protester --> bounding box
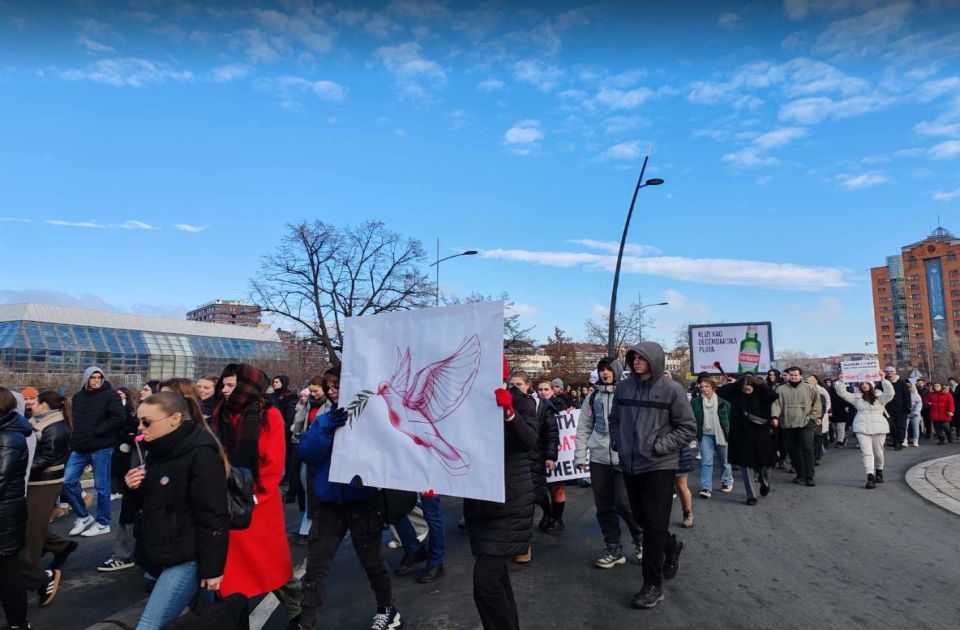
[806,375,831,464]
[271,375,300,507]
[674,442,695,528]
[19,391,73,607]
[21,387,38,419]
[908,383,923,448]
[927,383,955,445]
[949,377,960,439]
[575,357,644,569]
[717,375,779,505]
[882,366,911,450]
[916,378,932,439]
[775,367,821,487]
[297,367,403,630]
[138,381,160,403]
[64,366,125,537]
[112,387,139,495]
[692,378,733,497]
[825,377,852,447]
[194,375,218,418]
[609,342,696,609]
[833,376,894,488]
[291,376,330,542]
[211,364,298,626]
[534,380,564,534]
[125,392,229,629]
[1,387,33,630]
[464,363,537,630]
[393,489,446,583]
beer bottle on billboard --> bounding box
[737,325,762,373]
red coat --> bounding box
[927,391,955,422]
[219,407,293,597]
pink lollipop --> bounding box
[134,434,146,467]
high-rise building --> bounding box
[187,299,261,327]
[871,226,960,376]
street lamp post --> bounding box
[637,301,669,343]
[607,154,664,358]
[430,238,478,307]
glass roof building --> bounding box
[0,303,282,387]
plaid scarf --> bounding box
[212,363,269,489]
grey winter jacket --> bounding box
[575,357,623,467]
[609,342,696,475]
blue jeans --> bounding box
[699,434,733,491]
[63,447,113,526]
[137,560,202,629]
[907,413,920,441]
[396,494,444,566]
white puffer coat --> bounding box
[833,379,894,436]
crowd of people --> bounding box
[1,346,959,629]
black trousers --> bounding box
[300,496,392,629]
[284,441,305,511]
[935,421,954,443]
[0,553,27,628]
[782,423,816,481]
[590,462,642,547]
[888,412,908,446]
[473,554,519,630]
[623,469,677,588]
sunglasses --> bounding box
[138,414,172,428]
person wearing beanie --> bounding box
[21,387,39,419]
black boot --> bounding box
[662,534,683,580]
[546,501,565,534]
[866,473,876,489]
[875,469,883,483]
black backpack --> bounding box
[226,466,256,530]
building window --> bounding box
[948,252,957,261]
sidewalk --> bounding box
[906,453,960,517]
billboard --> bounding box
[689,322,774,375]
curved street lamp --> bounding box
[607,154,665,357]
[637,301,669,342]
[430,240,478,306]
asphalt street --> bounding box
[14,439,960,630]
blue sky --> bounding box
[2,0,960,357]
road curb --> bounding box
[905,454,960,517]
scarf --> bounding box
[212,363,269,489]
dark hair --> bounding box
[0,387,17,416]
[37,390,72,428]
[321,372,340,393]
[308,375,324,387]
[160,378,197,398]
[144,380,161,394]
[509,370,530,384]
[116,387,137,418]
[698,377,718,391]
[143,392,229,475]
[860,382,878,404]
[785,366,803,375]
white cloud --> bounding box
[915,119,960,137]
[569,239,660,255]
[76,36,115,54]
[717,12,743,30]
[174,223,207,233]
[60,57,193,87]
[503,120,543,154]
[373,41,444,101]
[779,94,892,124]
[814,2,914,58]
[928,140,960,159]
[590,304,609,318]
[477,78,505,92]
[753,126,806,149]
[723,147,779,168]
[917,77,960,102]
[0,217,31,223]
[600,140,643,160]
[756,175,774,186]
[211,64,252,83]
[594,87,653,110]
[480,248,851,290]
[253,76,345,107]
[45,219,105,228]
[506,302,537,318]
[783,0,881,20]
[932,187,960,201]
[117,220,157,230]
[837,171,889,190]
[511,59,564,91]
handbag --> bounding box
[162,591,250,630]
[227,466,257,531]
[744,411,770,426]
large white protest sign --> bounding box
[545,410,589,483]
[689,322,774,375]
[330,301,505,502]
[840,358,882,383]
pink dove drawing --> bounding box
[376,335,481,476]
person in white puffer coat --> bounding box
[833,377,894,489]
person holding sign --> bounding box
[833,375,894,489]
[575,357,644,569]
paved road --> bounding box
[15,440,960,630]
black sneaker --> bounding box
[791,476,803,484]
[759,480,770,497]
[370,605,403,630]
[866,474,876,489]
[38,569,61,607]
[630,584,664,609]
[98,557,135,572]
[804,479,816,487]
[662,535,683,580]
[538,514,552,533]
[875,470,884,483]
[545,519,565,535]
[49,541,78,571]
[416,564,445,584]
[393,547,427,576]
[745,497,758,506]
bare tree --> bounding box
[443,291,535,344]
[583,301,654,359]
[251,220,434,366]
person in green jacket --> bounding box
[691,378,733,497]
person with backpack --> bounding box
[0,387,34,630]
[575,357,644,569]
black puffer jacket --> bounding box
[0,410,32,557]
[464,390,538,557]
[29,410,71,485]
[70,381,126,453]
[134,421,230,580]
[530,397,560,498]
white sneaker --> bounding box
[387,540,402,549]
[69,515,95,536]
[81,523,111,537]
[110,493,123,501]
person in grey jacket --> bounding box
[575,357,643,569]
[774,367,822,487]
[609,342,696,610]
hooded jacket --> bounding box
[298,407,380,504]
[575,357,624,467]
[608,342,696,475]
[0,410,32,556]
[70,366,126,453]
[270,375,299,430]
[774,377,822,430]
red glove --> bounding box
[421,489,437,498]
[494,388,515,418]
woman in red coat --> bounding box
[211,364,295,612]
[927,382,956,445]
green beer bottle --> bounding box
[737,325,762,374]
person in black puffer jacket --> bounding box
[64,366,126,538]
[271,375,302,506]
[0,387,34,630]
[465,373,538,630]
[125,392,229,630]
[532,382,562,534]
